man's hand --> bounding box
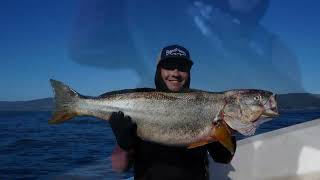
[109,111,137,150]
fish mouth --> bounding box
[262,94,279,118]
[261,109,279,118]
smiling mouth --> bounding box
[168,79,181,82]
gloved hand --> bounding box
[109,111,137,150]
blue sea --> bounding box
[1,109,320,179]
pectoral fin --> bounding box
[187,121,235,153]
[187,141,210,149]
[212,121,235,155]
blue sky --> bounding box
[0,0,319,101]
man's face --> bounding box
[159,60,190,92]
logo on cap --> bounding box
[165,48,187,57]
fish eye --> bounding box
[253,96,261,101]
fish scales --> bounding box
[76,91,225,145]
[49,79,279,154]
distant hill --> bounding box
[0,98,53,111]
[277,93,320,110]
[0,93,319,111]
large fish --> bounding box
[49,79,278,154]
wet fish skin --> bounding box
[49,80,223,145]
[49,79,278,154]
[223,90,278,135]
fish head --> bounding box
[223,89,279,135]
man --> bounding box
[109,45,237,180]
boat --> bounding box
[209,118,320,180]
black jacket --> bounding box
[133,137,236,180]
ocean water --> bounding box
[1,110,320,179]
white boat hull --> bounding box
[210,118,320,180]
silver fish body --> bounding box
[49,79,279,154]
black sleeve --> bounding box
[207,136,237,164]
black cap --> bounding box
[157,45,194,67]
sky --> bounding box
[0,0,319,101]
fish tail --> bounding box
[49,79,80,124]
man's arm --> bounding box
[109,111,137,172]
[207,136,237,164]
[111,144,134,172]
